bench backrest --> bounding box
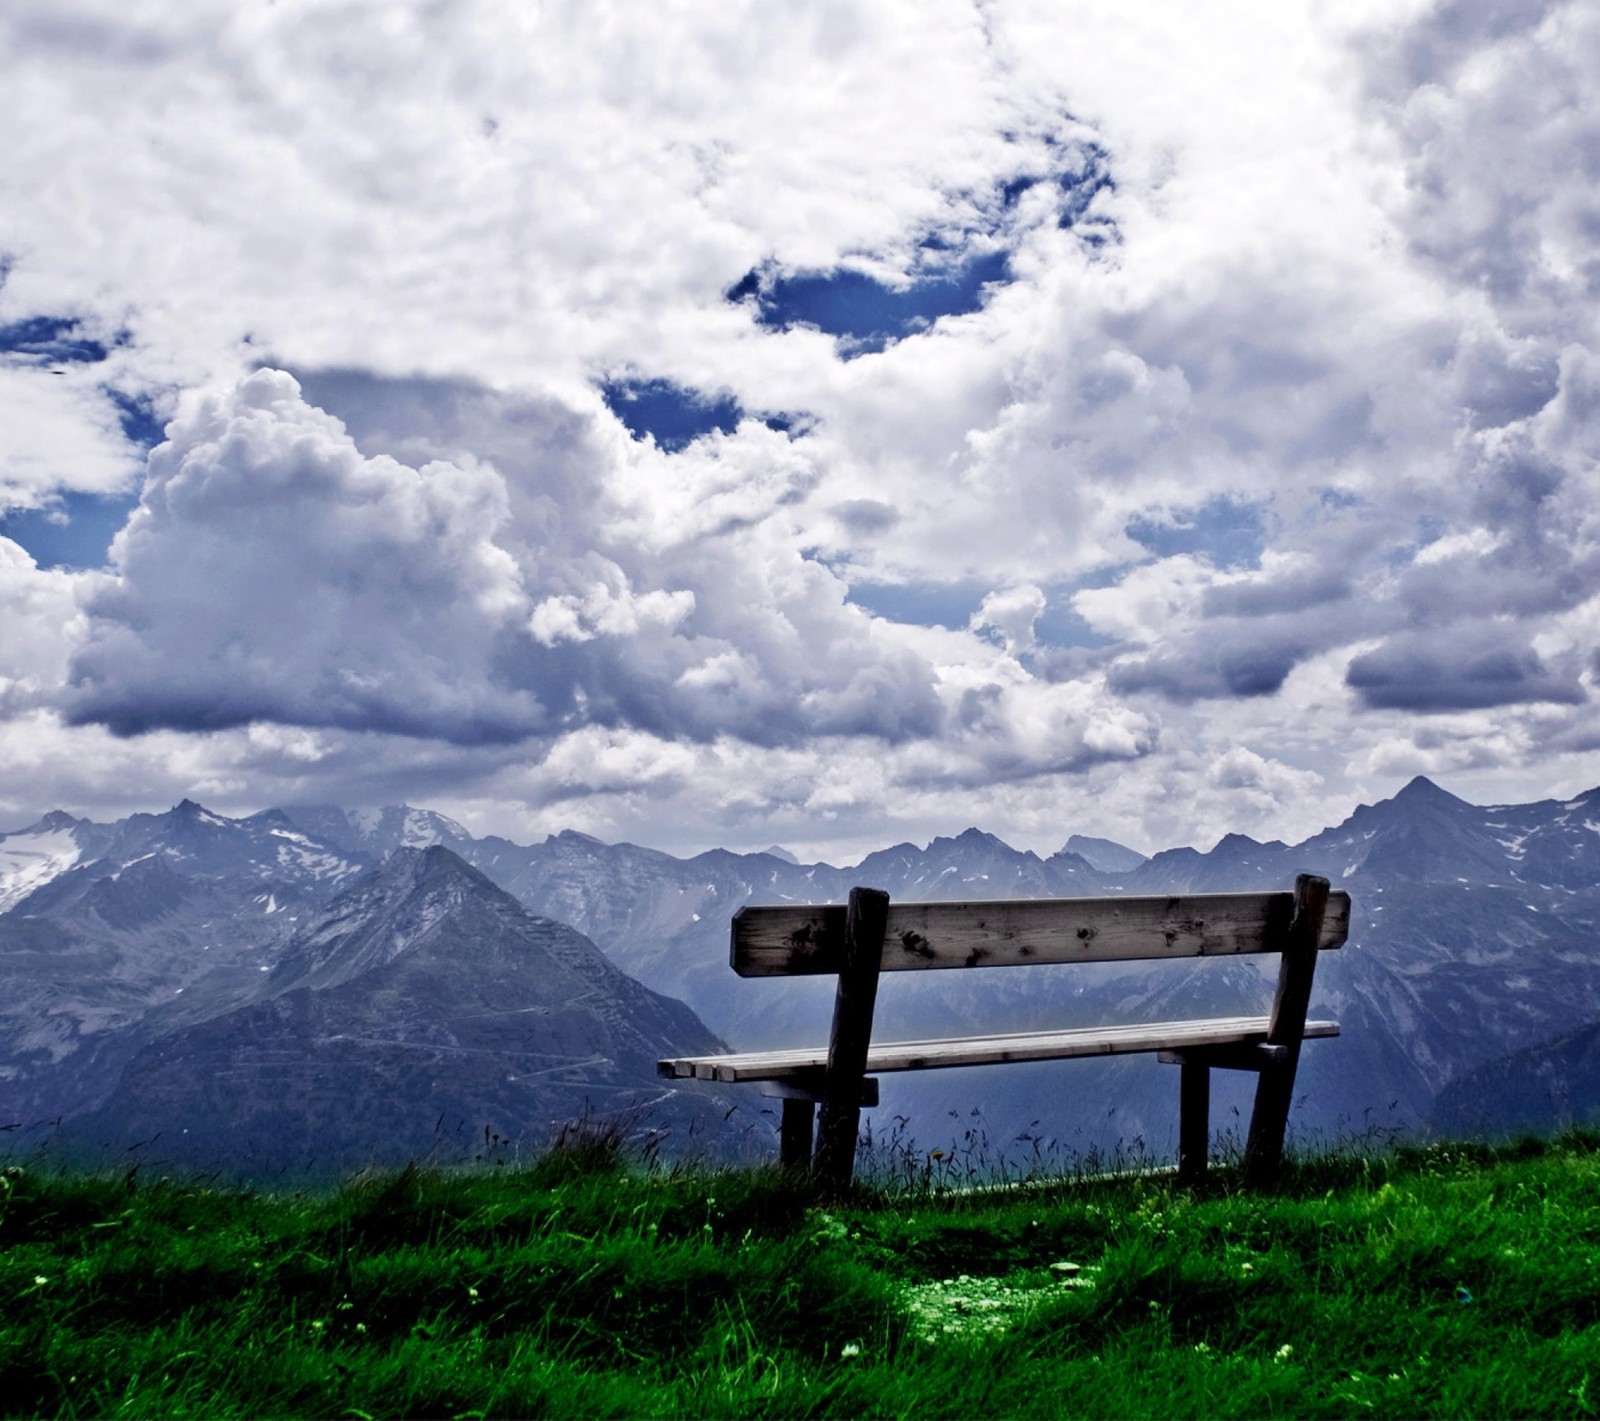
[731,889,1351,977]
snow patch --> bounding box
[274,841,355,880]
[401,808,469,848]
[1494,833,1528,858]
[401,810,442,848]
[0,829,83,912]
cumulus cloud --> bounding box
[67,369,541,742]
[970,584,1047,655]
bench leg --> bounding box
[1243,873,1330,1188]
[814,887,890,1195]
[1243,1053,1299,1188]
[1178,1061,1209,1186]
[779,1098,814,1170]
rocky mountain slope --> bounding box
[0,807,734,1174]
[64,848,733,1176]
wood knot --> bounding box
[899,930,934,958]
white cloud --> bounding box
[0,366,143,510]
[3,1,1600,859]
[0,540,82,708]
[66,369,539,742]
[971,583,1047,655]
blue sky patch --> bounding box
[846,578,990,630]
[600,377,743,452]
[1055,143,1117,240]
[728,137,1116,358]
[0,490,138,570]
[110,390,164,448]
[1126,498,1265,569]
[1033,594,1117,650]
[845,578,1116,652]
[0,315,110,366]
[731,248,1012,357]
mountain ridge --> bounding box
[12,778,1600,1164]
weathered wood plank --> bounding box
[730,890,1351,977]
[1157,1043,1289,1071]
[657,1016,1340,1083]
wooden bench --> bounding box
[659,873,1349,1191]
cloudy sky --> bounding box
[2,0,1598,862]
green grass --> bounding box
[5,1132,1600,1418]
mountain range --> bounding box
[0,803,735,1177]
[7,775,1600,1175]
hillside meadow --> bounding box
[3,1130,1600,1419]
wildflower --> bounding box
[1275,1344,1294,1362]
[840,1343,861,1359]
[1194,1342,1211,1354]
[33,1275,48,1287]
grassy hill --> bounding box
[4,1130,1600,1418]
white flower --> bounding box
[1275,1344,1294,1362]
[840,1343,861,1359]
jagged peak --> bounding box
[383,842,477,875]
[1392,775,1468,808]
[1060,834,1148,867]
[1213,831,1265,851]
[243,807,296,828]
[548,828,605,846]
[929,827,1013,853]
[324,845,506,922]
[165,798,238,827]
[28,809,86,833]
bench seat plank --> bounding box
[659,1015,1339,1083]
[732,891,1351,977]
